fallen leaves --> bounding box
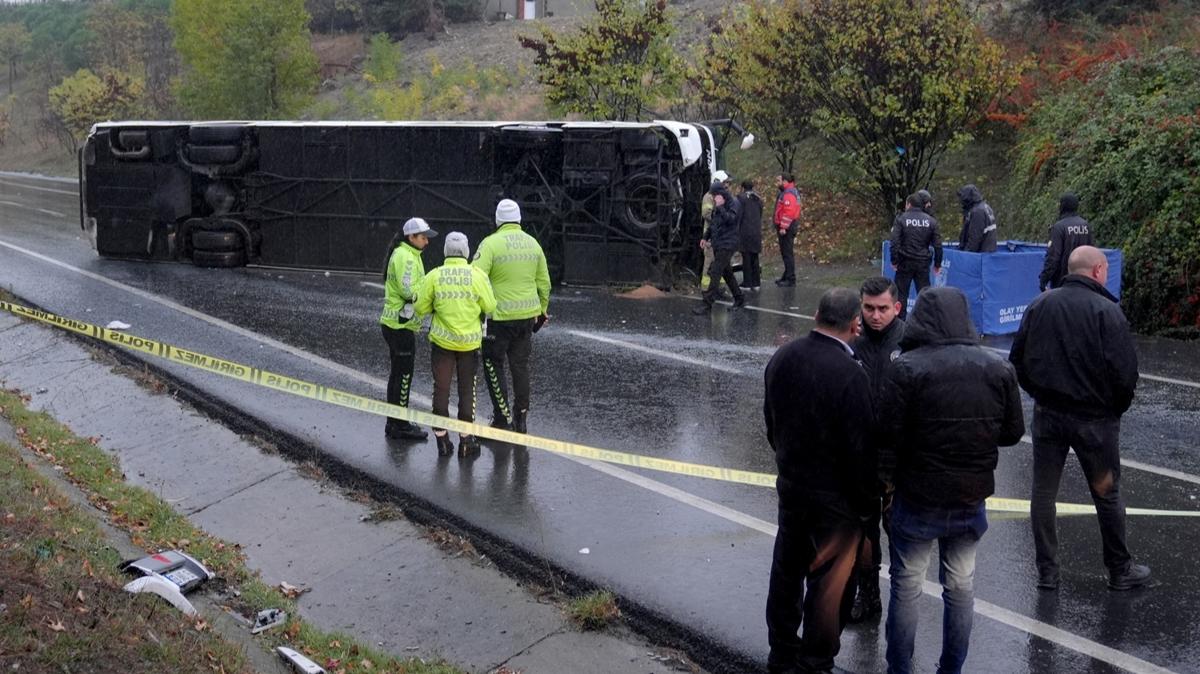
[45,617,66,632]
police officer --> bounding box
[1038,193,1094,292]
[847,276,906,624]
[474,199,551,434]
[380,217,437,441]
[956,184,997,253]
[890,193,943,319]
[415,232,497,457]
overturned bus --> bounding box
[79,120,735,285]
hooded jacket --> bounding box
[890,206,943,268]
[957,185,997,253]
[737,190,764,253]
[704,184,743,251]
[1038,195,1094,291]
[877,288,1025,509]
[1009,275,1138,419]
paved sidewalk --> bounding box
[0,310,701,674]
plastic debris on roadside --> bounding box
[106,320,132,330]
[251,608,287,634]
[277,646,326,673]
[121,550,214,594]
[123,575,198,616]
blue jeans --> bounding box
[886,496,987,674]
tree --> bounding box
[785,0,1019,218]
[0,22,31,95]
[48,68,144,151]
[172,0,318,118]
[518,0,683,121]
[693,1,811,174]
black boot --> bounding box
[435,433,454,456]
[458,435,481,457]
[512,409,528,434]
[386,420,428,441]
[490,416,511,431]
[849,572,882,623]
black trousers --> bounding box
[1031,405,1132,575]
[482,318,534,424]
[431,343,478,434]
[766,504,861,673]
[381,325,416,431]
[741,251,761,288]
[778,227,797,282]
[893,259,931,319]
[702,248,744,306]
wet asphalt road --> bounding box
[3,172,1200,673]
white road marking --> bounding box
[0,200,66,218]
[361,281,385,290]
[984,345,1200,390]
[565,329,744,375]
[1018,434,1200,487]
[0,237,1185,672]
[0,171,77,185]
[0,178,78,196]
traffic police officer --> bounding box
[415,232,497,457]
[474,199,551,434]
[380,217,437,441]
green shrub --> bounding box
[1009,47,1200,336]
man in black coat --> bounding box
[694,181,746,314]
[956,184,997,253]
[890,193,943,319]
[1009,245,1149,592]
[878,287,1024,674]
[738,179,765,291]
[845,276,906,625]
[763,288,875,674]
[1038,193,1094,292]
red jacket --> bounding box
[773,183,801,231]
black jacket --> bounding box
[878,288,1025,509]
[957,185,997,253]
[890,207,943,268]
[704,185,743,251]
[852,317,905,403]
[737,190,764,254]
[1038,213,1094,291]
[1009,275,1138,419]
[764,331,875,521]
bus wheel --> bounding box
[192,229,242,253]
[192,249,246,268]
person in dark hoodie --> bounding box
[890,193,943,319]
[764,287,875,674]
[1010,245,1148,592]
[956,184,997,253]
[738,179,765,291]
[1037,193,1094,292]
[878,287,1024,674]
[916,189,934,216]
[846,276,906,625]
[694,180,746,315]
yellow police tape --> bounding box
[3,299,1199,518]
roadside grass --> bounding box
[0,438,254,673]
[566,590,621,631]
[0,387,465,674]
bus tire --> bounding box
[192,249,246,268]
[188,125,244,144]
[187,144,241,165]
[192,230,242,253]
